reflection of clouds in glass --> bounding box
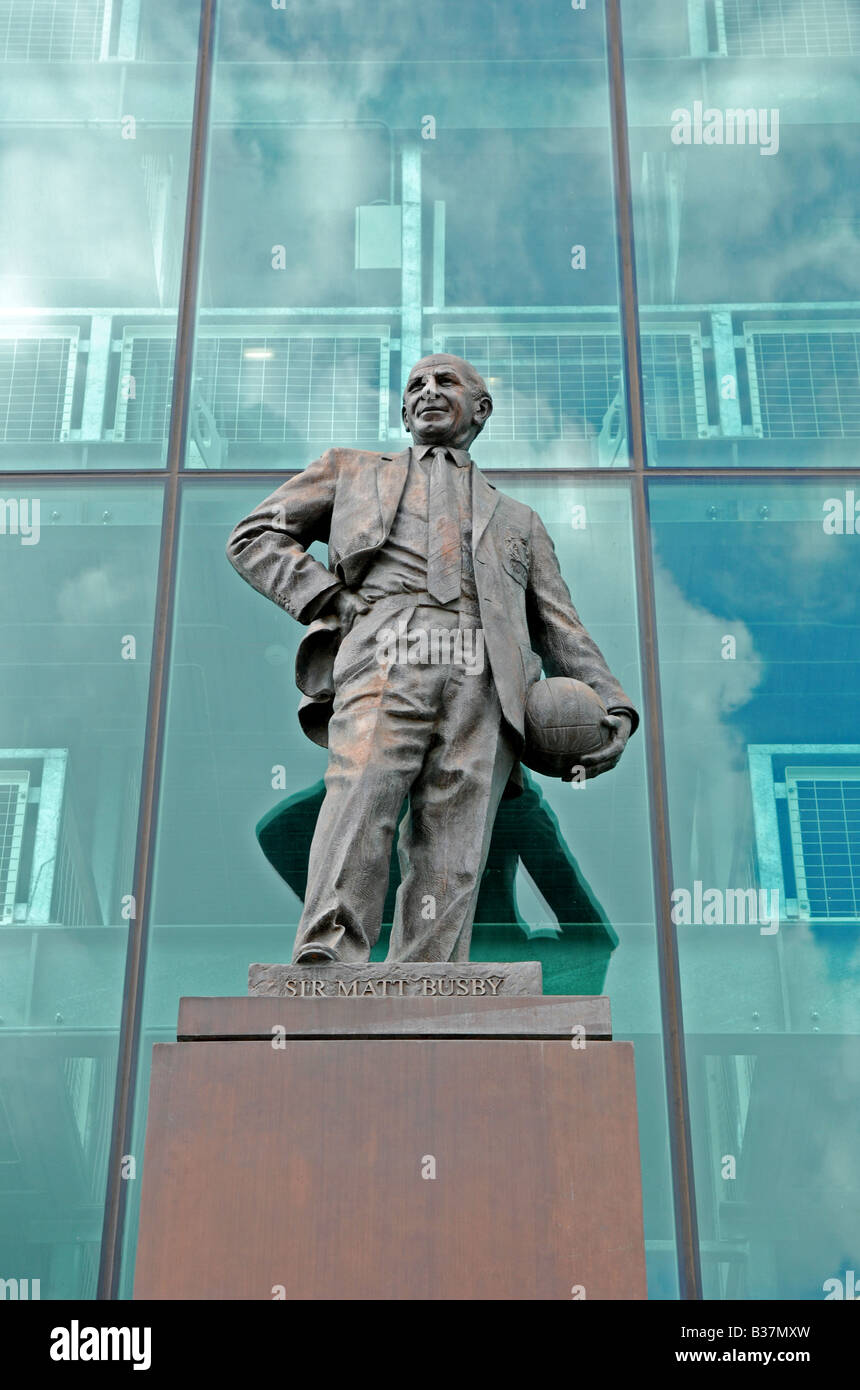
[686,513,860,624]
[216,0,607,64]
[139,0,202,61]
[57,565,142,623]
[732,1037,860,1298]
[816,1048,860,1201]
[669,119,860,301]
[792,916,860,989]
[653,504,860,1010]
[654,559,764,884]
[205,126,390,308]
[207,48,615,311]
[0,128,180,309]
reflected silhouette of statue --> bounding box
[256,771,618,993]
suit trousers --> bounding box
[292,600,517,963]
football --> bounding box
[522,677,610,778]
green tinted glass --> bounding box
[185,0,631,470]
[0,0,199,471]
[0,482,162,1298]
[650,477,860,1297]
[623,0,860,468]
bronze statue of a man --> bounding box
[227,354,638,964]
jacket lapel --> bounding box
[375,448,411,542]
[471,464,499,556]
[335,448,410,587]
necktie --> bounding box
[426,447,461,605]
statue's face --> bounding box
[402,355,491,449]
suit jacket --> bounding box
[226,446,639,754]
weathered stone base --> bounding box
[248,960,542,999]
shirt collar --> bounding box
[414,443,472,468]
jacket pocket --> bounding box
[502,528,530,587]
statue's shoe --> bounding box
[293,943,340,965]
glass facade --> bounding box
[650,478,860,1297]
[0,1,200,470]
[1,0,857,1301]
[625,0,860,468]
[0,482,163,1295]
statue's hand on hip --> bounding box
[323,587,372,637]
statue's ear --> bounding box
[474,394,493,428]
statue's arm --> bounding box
[525,512,639,734]
[226,449,343,624]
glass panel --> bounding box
[0,481,163,1298]
[186,0,631,470]
[623,0,860,467]
[0,0,199,471]
[117,475,677,1297]
[650,477,860,1297]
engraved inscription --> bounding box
[275,975,505,998]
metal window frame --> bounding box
[112,327,174,443]
[0,769,29,924]
[96,0,216,1300]
[716,0,860,59]
[786,764,860,924]
[607,0,702,1300]
[748,745,860,921]
[114,323,392,444]
[744,319,860,440]
[0,0,110,63]
[0,324,79,442]
[0,748,68,924]
[639,322,709,439]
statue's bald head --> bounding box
[402,354,493,450]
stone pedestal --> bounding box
[134,964,647,1300]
